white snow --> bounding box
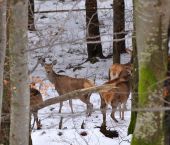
[28,0,133,144]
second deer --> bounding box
[100,69,131,126]
[40,58,94,116]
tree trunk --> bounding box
[85,0,104,62]
[28,0,35,31]
[113,0,125,64]
[128,0,138,135]
[128,32,138,135]
[0,1,11,144]
[131,0,170,145]
[9,0,30,145]
[0,0,7,129]
[0,53,11,145]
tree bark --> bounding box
[9,0,30,145]
[113,0,125,64]
[0,0,7,130]
[85,0,104,62]
[0,1,11,144]
[131,0,170,145]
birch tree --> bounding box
[8,0,30,145]
[131,0,170,145]
[0,0,7,129]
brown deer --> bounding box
[40,59,94,116]
[108,63,132,80]
[109,47,132,80]
[30,84,43,129]
[100,69,131,126]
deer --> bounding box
[100,69,131,126]
[30,83,43,129]
[108,63,132,80]
[40,58,94,116]
[109,48,132,80]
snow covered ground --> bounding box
[28,0,133,144]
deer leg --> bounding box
[118,103,122,119]
[100,95,107,127]
[111,100,119,123]
[58,101,63,113]
[80,94,93,116]
[33,111,42,130]
[121,103,127,120]
[69,99,74,113]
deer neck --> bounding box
[46,70,57,84]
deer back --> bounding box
[101,73,131,105]
[54,75,95,94]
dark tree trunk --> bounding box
[85,0,104,62]
[128,29,138,135]
[28,0,35,31]
[127,0,138,135]
[113,0,125,64]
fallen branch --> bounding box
[1,83,117,122]
[31,83,117,112]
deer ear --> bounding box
[52,60,57,65]
[38,57,45,66]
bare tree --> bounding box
[8,0,30,145]
[0,0,7,129]
[131,0,170,144]
[85,0,105,63]
[113,0,125,63]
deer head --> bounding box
[38,57,57,74]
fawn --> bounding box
[100,69,131,126]
[40,58,94,116]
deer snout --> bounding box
[46,70,50,73]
